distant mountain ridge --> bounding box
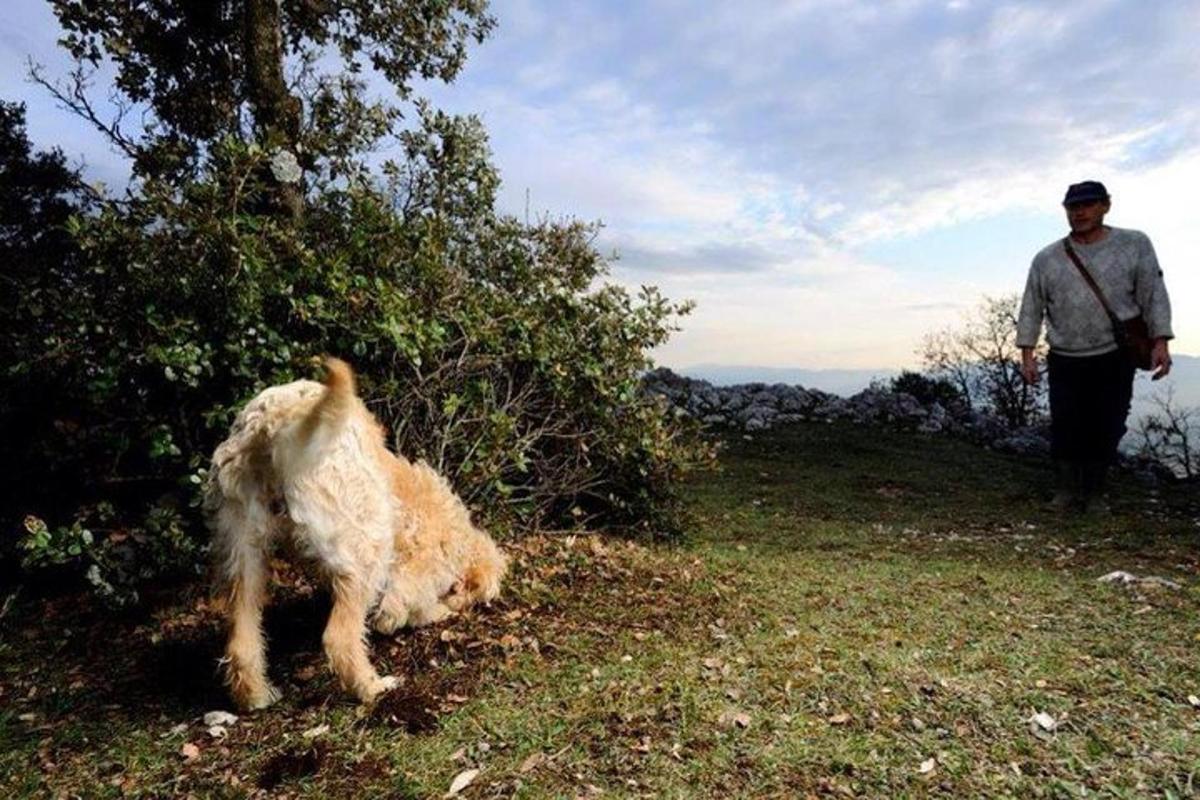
[1130,353,1200,417]
[676,364,897,397]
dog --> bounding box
[205,358,507,710]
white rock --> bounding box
[1097,571,1181,590]
[1030,711,1057,732]
[203,710,239,727]
[1140,576,1182,590]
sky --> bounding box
[5,0,1199,373]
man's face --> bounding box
[1064,199,1110,235]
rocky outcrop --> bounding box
[643,368,1179,480]
[642,367,1049,454]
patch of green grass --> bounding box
[2,421,1198,797]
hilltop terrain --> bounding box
[2,422,1198,798]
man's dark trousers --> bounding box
[1047,349,1135,463]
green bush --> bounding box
[889,370,967,410]
[1,110,709,602]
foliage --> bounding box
[1,110,707,601]
[0,101,110,580]
[888,370,966,410]
[18,504,196,605]
[5,0,707,601]
[919,294,1046,428]
[41,0,495,183]
[1136,388,1199,480]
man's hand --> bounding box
[1151,338,1172,381]
[1020,348,1039,386]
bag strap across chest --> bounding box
[1061,237,1119,325]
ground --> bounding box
[2,421,1199,799]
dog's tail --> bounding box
[295,357,359,446]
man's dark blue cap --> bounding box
[1063,180,1109,206]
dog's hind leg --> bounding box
[324,573,398,703]
[216,501,280,711]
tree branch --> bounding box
[28,59,142,160]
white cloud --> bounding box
[441,0,1200,367]
[8,0,1198,368]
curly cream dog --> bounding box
[205,358,507,710]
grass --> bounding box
[2,421,1199,798]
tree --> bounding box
[0,101,94,516]
[1136,388,1198,480]
[35,0,495,213]
[889,370,967,410]
[920,294,1046,428]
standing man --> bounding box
[1016,180,1173,512]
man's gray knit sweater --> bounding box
[1016,226,1173,356]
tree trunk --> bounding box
[243,0,304,220]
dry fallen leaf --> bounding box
[918,757,936,774]
[445,767,480,797]
[519,753,545,773]
[180,742,201,761]
[828,713,851,726]
[718,710,752,729]
[162,722,188,738]
[1187,695,1200,708]
[293,665,319,683]
[302,724,330,739]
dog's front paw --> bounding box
[408,602,454,627]
[361,675,401,703]
[372,608,407,635]
[241,682,282,711]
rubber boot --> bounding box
[1051,460,1083,513]
[1080,461,1111,515]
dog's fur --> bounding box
[205,358,507,710]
